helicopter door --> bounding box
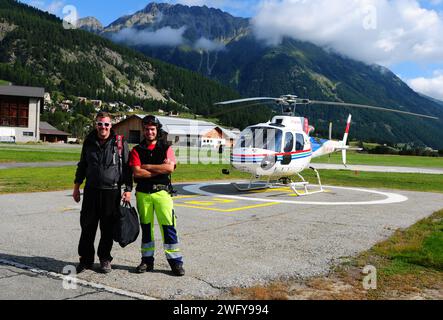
[282,132,294,165]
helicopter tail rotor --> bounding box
[341,115,352,166]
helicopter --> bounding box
[215,95,438,196]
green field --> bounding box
[1,164,442,194]
[0,144,81,162]
[1,144,443,168]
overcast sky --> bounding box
[20,0,443,101]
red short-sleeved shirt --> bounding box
[129,143,176,167]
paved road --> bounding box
[1,182,443,300]
[0,162,78,170]
[312,163,443,175]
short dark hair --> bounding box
[96,112,112,120]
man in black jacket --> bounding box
[73,112,132,274]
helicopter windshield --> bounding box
[236,126,283,152]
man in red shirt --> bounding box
[129,115,184,276]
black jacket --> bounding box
[74,130,133,192]
[133,139,171,193]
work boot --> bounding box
[136,261,154,273]
[76,262,93,274]
[171,264,185,277]
[99,260,112,274]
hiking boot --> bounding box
[76,262,93,274]
[136,262,154,274]
[99,260,112,274]
[171,264,185,277]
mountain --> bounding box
[102,3,250,43]
[77,16,103,33]
[93,2,443,149]
[0,0,275,129]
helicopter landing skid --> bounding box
[231,167,324,196]
[232,175,273,192]
[286,167,324,196]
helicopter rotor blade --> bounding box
[309,100,438,120]
[214,97,281,105]
[209,101,278,118]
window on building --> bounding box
[0,96,29,128]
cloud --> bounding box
[26,0,65,15]
[194,37,225,51]
[46,0,64,14]
[252,0,443,66]
[111,26,187,47]
[407,70,443,100]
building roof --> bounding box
[0,85,45,98]
[130,115,239,138]
[39,122,70,136]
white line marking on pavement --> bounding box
[183,183,408,206]
[0,258,157,300]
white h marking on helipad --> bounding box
[183,183,408,206]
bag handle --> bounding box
[121,201,132,208]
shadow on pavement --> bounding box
[0,253,173,276]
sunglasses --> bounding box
[96,122,111,128]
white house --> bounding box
[0,85,45,143]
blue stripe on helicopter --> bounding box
[310,137,329,153]
[276,152,312,161]
[231,152,312,163]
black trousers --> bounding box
[78,188,121,265]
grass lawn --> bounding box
[0,164,442,194]
[2,143,443,169]
[0,144,81,162]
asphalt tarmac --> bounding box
[1,181,443,300]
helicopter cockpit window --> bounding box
[236,127,282,152]
[284,132,294,153]
[295,133,304,151]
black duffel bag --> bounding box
[113,202,140,248]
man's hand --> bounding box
[73,188,81,203]
[122,192,131,203]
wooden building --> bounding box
[39,121,71,143]
[113,115,238,147]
